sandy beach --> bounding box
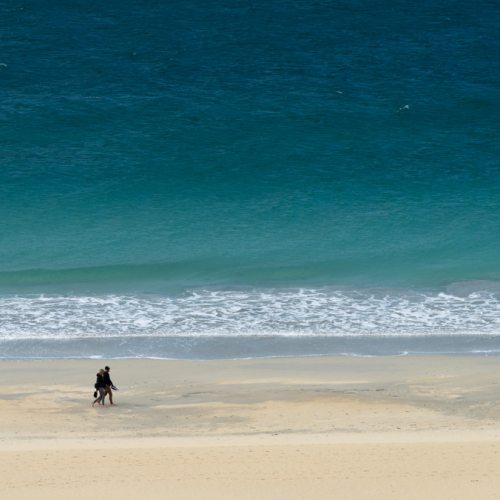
[2,355,500,499]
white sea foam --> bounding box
[1,288,500,340]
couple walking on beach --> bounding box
[92,366,117,407]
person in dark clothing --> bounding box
[92,369,107,407]
[103,366,116,406]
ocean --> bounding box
[2,0,500,360]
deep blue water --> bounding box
[1,0,500,357]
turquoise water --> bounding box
[1,0,500,356]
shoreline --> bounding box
[3,333,500,361]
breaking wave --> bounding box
[2,286,500,340]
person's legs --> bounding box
[104,385,114,405]
[100,387,106,406]
[93,388,103,406]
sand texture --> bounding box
[2,356,500,499]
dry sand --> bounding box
[1,355,500,499]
